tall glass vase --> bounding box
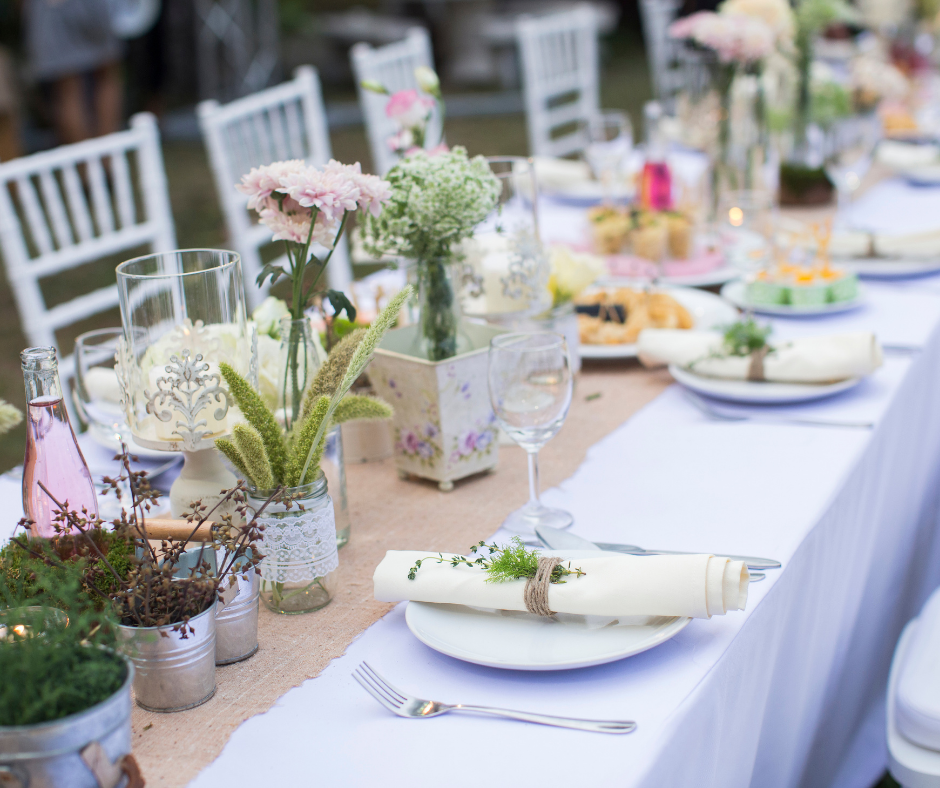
[412,257,471,362]
[712,64,772,218]
[276,315,351,547]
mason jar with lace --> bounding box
[247,473,338,614]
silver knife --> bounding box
[535,526,781,572]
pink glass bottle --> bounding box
[640,101,673,212]
[21,347,98,537]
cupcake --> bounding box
[666,212,693,260]
[588,207,630,254]
[631,213,668,262]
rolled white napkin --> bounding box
[874,229,940,259]
[638,329,883,383]
[374,551,749,619]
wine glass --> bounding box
[825,115,879,221]
[488,332,574,535]
[74,328,128,444]
[718,190,775,317]
[584,110,634,204]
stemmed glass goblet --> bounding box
[488,332,574,535]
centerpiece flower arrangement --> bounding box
[360,147,500,361]
[670,3,780,202]
[215,288,407,493]
[213,290,407,612]
[3,449,272,709]
[236,158,391,430]
[780,0,857,203]
[361,66,447,159]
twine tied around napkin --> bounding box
[523,556,563,616]
[747,346,769,382]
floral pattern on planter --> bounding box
[395,420,443,466]
[371,323,504,485]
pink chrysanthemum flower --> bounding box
[236,159,305,210]
[280,165,360,222]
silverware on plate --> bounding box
[683,390,874,429]
[535,525,780,574]
[352,662,636,734]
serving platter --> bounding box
[579,286,738,360]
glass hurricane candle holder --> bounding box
[115,249,256,517]
[462,157,551,320]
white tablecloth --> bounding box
[7,191,940,788]
[174,273,940,787]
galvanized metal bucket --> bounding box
[117,603,216,713]
[215,560,260,665]
[0,657,134,788]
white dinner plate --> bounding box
[843,258,940,279]
[579,286,739,360]
[720,279,867,317]
[87,423,183,462]
[669,364,864,404]
[404,549,691,671]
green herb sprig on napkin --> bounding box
[407,537,585,584]
[722,319,773,357]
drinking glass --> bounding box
[825,115,878,220]
[74,328,127,444]
[488,332,573,534]
[584,110,634,204]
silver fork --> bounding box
[683,389,874,429]
[352,662,636,734]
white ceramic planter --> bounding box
[370,322,505,491]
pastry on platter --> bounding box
[576,288,693,345]
[747,263,858,306]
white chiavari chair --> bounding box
[0,112,176,393]
[515,5,600,158]
[350,27,441,175]
[197,65,353,307]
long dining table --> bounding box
[5,178,940,788]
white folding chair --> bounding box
[0,112,177,388]
[198,66,352,308]
[639,0,708,104]
[350,27,441,175]
[516,5,600,159]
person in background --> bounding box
[22,0,123,144]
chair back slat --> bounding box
[85,157,115,235]
[109,149,136,229]
[198,65,352,307]
[16,176,55,255]
[0,112,177,376]
[267,106,289,161]
[516,5,600,158]
[283,99,305,160]
[38,170,75,249]
[350,28,439,176]
[251,113,275,166]
[61,164,95,242]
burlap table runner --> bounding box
[130,362,673,786]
